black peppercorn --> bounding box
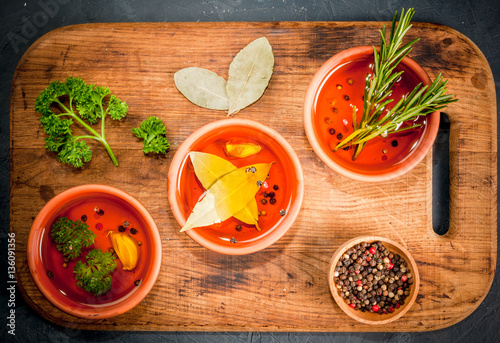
[269,198,277,205]
[329,128,336,135]
[118,225,126,232]
[130,228,138,235]
[260,198,268,205]
[235,224,242,232]
[273,185,279,191]
[391,140,398,147]
[336,133,343,140]
[81,214,88,222]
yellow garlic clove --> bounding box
[107,231,139,271]
[224,141,261,158]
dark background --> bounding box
[1,0,498,342]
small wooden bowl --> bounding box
[328,236,420,325]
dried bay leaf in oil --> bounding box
[226,37,274,116]
[189,151,236,189]
[188,152,261,230]
[174,67,230,110]
[180,162,273,232]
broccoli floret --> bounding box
[132,116,170,154]
[50,217,96,260]
[73,249,117,296]
[35,76,128,167]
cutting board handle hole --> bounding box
[432,112,450,236]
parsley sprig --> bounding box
[335,8,457,160]
[35,77,128,167]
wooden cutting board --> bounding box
[10,22,496,331]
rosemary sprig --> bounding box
[335,8,457,160]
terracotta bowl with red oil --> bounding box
[303,46,440,182]
[27,184,162,319]
[167,119,304,255]
[328,236,419,325]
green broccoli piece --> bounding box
[35,76,128,168]
[132,116,170,154]
[50,217,96,260]
[73,249,117,296]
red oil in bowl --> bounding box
[40,194,151,305]
[176,125,298,247]
[313,56,428,175]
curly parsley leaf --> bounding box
[35,77,128,167]
[73,249,117,296]
[50,217,96,260]
[132,116,170,155]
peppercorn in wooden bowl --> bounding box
[27,184,162,319]
[328,236,419,325]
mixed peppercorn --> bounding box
[333,241,414,314]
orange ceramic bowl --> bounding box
[168,119,304,255]
[27,184,162,319]
[328,236,419,325]
[304,46,440,182]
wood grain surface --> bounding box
[10,22,497,331]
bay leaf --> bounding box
[226,37,274,116]
[180,162,273,232]
[174,67,229,110]
[189,151,260,230]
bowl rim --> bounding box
[27,184,162,319]
[167,118,304,255]
[303,45,440,182]
[328,235,420,325]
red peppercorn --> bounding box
[388,263,394,269]
[396,303,401,309]
[95,223,103,230]
[388,306,394,313]
[401,275,408,282]
[356,280,363,286]
[366,256,371,262]
[350,303,356,308]
[354,270,360,274]
[369,247,377,255]
[372,305,379,312]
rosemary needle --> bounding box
[335,8,458,160]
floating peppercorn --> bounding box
[130,228,138,235]
[273,185,279,191]
[391,140,398,147]
[118,225,126,232]
[124,221,130,227]
[268,191,275,198]
[269,198,277,205]
[347,78,354,85]
[343,95,350,101]
[134,279,141,286]
[47,270,54,279]
[235,224,242,232]
[336,133,343,140]
[230,237,237,244]
[81,214,88,222]
[324,117,332,124]
[329,128,336,135]
[94,207,104,215]
[280,209,286,216]
[137,241,142,246]
[95,223,103,230]
[256,180,263,187]
[263,192,269,198]
[332,107,339,114]
[260,198,268,205]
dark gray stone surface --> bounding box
[1,0,498,342]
